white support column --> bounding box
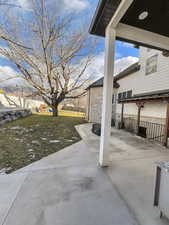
[99,27,116,167]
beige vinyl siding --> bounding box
[135,47,169,94]
[116,47,169,121]
[88,87,103,123]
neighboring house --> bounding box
[86,46,169,145]
[86,62,139,123]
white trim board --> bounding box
[116,23,169,51]
[108,0,134,29]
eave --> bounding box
[90,0,169,51]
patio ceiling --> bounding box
[90,0,169,51]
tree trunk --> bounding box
[52,104,59,117]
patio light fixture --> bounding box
[138,11,149,20]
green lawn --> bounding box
[0,115,85,173]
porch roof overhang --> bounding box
[90,0,169,51]
[119,89,169,104]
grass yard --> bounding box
[0,114,86,173]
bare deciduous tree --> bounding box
[0,0,95,116]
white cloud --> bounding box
[15,0,89,11]
[85,52,138,83]
[15,0,29,9]
[85,52,104,81]
[122,42,134,48]
[0,66,18,80]
[117,41,135,48]
[0,66,27,87]
[115,52,123,59]
[114,56,138,75]
[63,0,89,11]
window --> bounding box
[112,94,115,104]
[118,93,122,101]
[127,90,132,98]
[122,92,126,99]
[146,54,158,75]
[118,90,132,101]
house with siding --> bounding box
[86,46,169,145]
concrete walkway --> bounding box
[1,123,169,225]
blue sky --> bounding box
[115,41,138,59]
[0,0,139,85]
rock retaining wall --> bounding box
[0,108,31,125]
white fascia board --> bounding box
[116,23,169,51]
[108,0,134,29]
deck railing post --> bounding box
[121,103,124,128]
[99,27,116,167]
[163,101,169,147]
[136,102,144,135]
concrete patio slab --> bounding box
[4,164,138,225]
[0,173,27,225]
[77,123,169,225]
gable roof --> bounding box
[86,62,140,89]
[86,77,120,89]
[115,62,140,81]
[87,77,104,88]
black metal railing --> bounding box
[123,117,137,133]
[123,117,165,143]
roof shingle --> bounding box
[86,62,140,89]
